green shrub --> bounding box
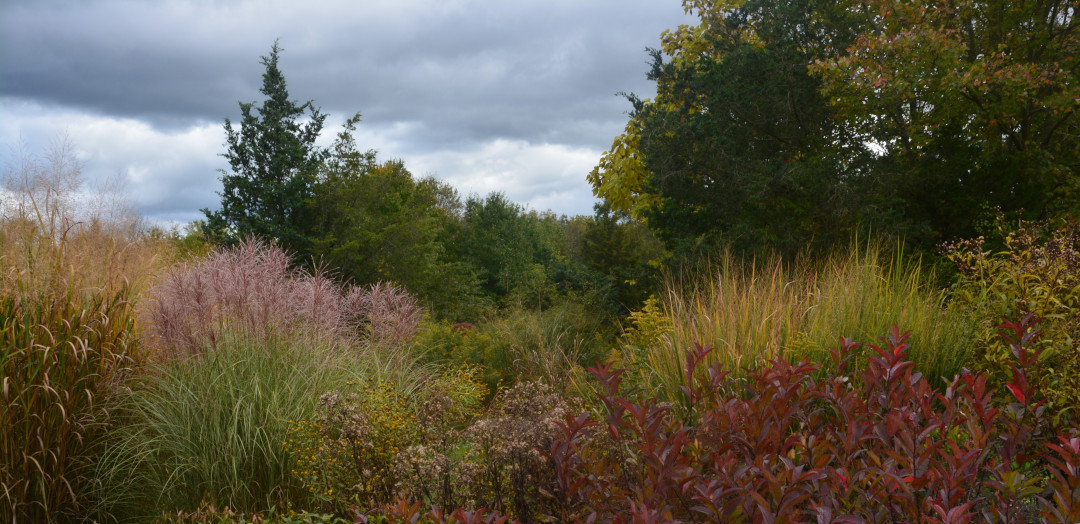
[414,301,609,393]
[945,217,1080,428]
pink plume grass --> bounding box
[142,238,421,360]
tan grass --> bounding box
[1,135,171,521]
[627,242,976,402]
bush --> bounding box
[287,368,491,515]
[299,379,572,523]
[414,301,609,394]
[288,379,422,513]
[539,316,1080,522]
[371,319,1080,522]
[945,217,1080,428]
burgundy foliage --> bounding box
[540,314,1080,523]
[369,316,1080,523]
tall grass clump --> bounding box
[1,136,166,521]
[0,281,138,522]
[140,238,421,361]
[95,240,428,520]
[622,243,976,402]
[100,331,396,519]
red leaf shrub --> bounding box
[539,315,1080,523]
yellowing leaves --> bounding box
[587,118,658,221]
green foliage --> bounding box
[145,221,215,262]
[311,120,482,319]
[203,41,326,258]
[96,330,408,521]
[812,0,1080,232]
[595,0,1079,256]
[439,194,645,326]
[288,380,419,513]
[413,322,505,393]
[452,193,548,301]
[590,0,874,256]
[945,218,1080,428]
[415,301,611,394]
[581,203,664,312]
[619,295,674,353]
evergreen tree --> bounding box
[203,41,326,259]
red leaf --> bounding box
[1005,383,1026,404]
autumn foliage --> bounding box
[366,316,1080,523]
[530,315,1080,523]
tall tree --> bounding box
[453,193,547,299]
[203,41,326,258]
[589,0,876,256]
[812,0,1080,239]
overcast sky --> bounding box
[0,0,695,225]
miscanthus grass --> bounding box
[89,240,430,521]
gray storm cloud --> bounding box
[0,0,694,222]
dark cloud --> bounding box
[0,0,695,220]
[2,0,682,142]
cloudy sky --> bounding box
[0,0,695,225]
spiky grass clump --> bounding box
[624,243,976,402]
[94,330,416,521]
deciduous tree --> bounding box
[590,0,876,256]
[812,0,1080,238]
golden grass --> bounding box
[625,242,976,402]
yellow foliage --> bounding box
[946,219,1080,428]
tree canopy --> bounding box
[591,0,1079,256]
[813,0,1079,235]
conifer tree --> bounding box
[203,41,326,259]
